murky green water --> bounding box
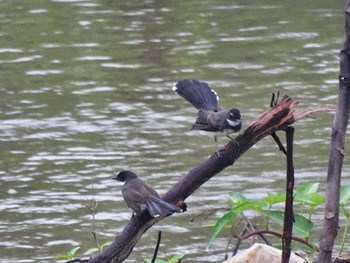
[0,0,348,262]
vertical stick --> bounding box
[151,231,162,263]
[281,127,295,263]
[318,1,350,262]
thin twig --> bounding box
[232,228,247,257]
[240,229,318,251]
[271,132,287,156]
[151,231,162,263]
[232,214,272,257]
[282,126,295,263]
[189,207,228,222]
[294,104,336,120]
[270,92,280,107]
[224,235,232,260]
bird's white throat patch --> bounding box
[227,119,240,127]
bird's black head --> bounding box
[228,108,241,120]
[114,170,138,182]
[226,108,242,131]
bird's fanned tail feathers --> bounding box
[173,79,218,110]
[145,197,182,217]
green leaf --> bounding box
[294,192,325,207]
[228,192,246,204]
[83,241,112,255]
[144,259,167,263]
[340,185,350,220]
[293,213,314,237]
[56,254,72,260]
[340,205,350,219]
[69,246,80,255]
[84,247,100,255]
[168,253,185,263]
[264,191,286,205]
[207,201,265,249]
[295,183,319,196]
[264,210,313,238]
[56,246,80,260]
[340,185,350,205]
[101,241,113,249]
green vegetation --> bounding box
[207,182,350,256]
[56,246,80,260]
[144,253,185,263]
[56,240,112,261]
[83,241,113,256]
[56,183,350,261]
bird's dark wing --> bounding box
[143,182,161,199]
[206,110,228,131]
[191,109,227,132]
[173,79,218,110]
[191,109,210,131]
[122,177,181,217]
[121,185,143,215]
[121,178,151,212]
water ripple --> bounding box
[0,55,42,64]
[72,86,116,94]
[0,48,23,53]
[26,69,63,75]
[75,56,111,61]
[101,63,142,69]
[276,32,318,40]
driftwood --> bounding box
[87,95,334,263]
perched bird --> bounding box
[172,79,242,143]
[114,170,182,218]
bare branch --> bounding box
[88,95,331,263]
[240,229,318,251]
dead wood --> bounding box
[87,95,333,263]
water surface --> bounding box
[0,1,347,262]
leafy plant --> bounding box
[84,240,113,255]
[144,253,185,263]
[294,183,325,221]
[207,200,266,249]
[261,210,313,238]
[207,182,329,249]
[56,246,80,260]
[56,240,113,261]
[339,185,350,255]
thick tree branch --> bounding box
[88,95,331,263]
[318,0,350,261]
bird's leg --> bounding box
[227,135,239,147]
[213,136,222,157]
[132,207,142,218]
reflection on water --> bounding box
[0,0,346,262]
